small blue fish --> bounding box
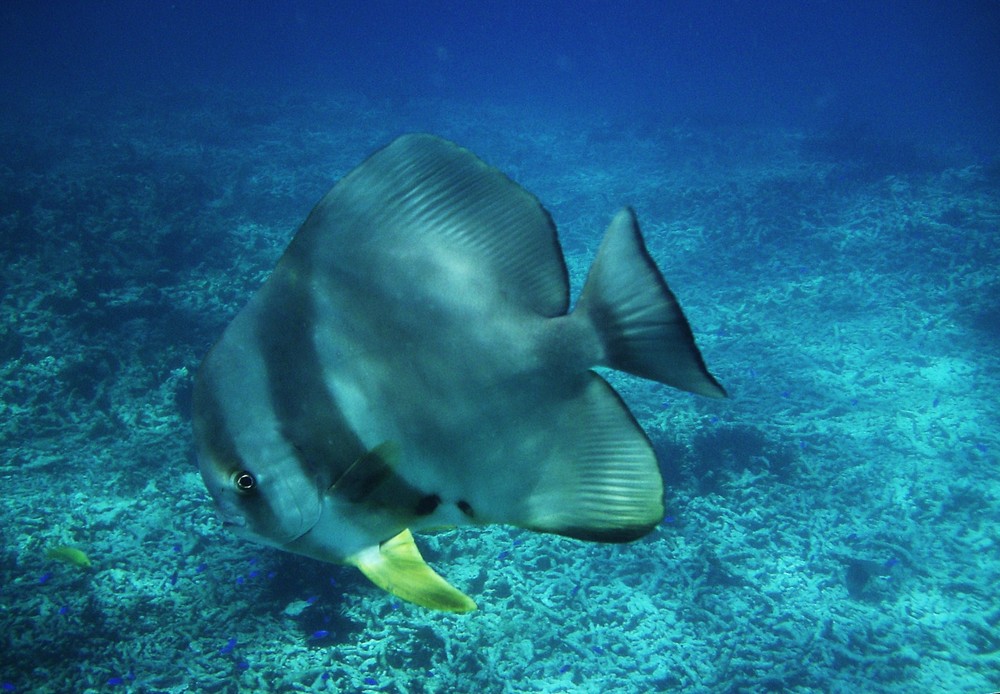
[219,637,237,655]
[310,630,330,640]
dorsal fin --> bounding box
[295,133,570,317]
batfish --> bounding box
[193,134,725,612]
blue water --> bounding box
[2,2,999,692]
[4,1,999,154]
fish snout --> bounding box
[213,496,248,529]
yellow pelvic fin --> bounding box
[349,529,476,613]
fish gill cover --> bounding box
[0,1,998,692]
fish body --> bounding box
[193,134,724,611]
[46,545,92,569]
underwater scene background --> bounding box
[2,1,999,692]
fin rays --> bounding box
[578,208,726,398]
[321,134,570,317]
[522,373,663,542]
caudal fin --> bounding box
[576,208,726,398]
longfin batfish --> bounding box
[193,134,725,612]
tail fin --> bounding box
[576,208,726,398]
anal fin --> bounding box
[349,529,477,613]
[522,373,664,542]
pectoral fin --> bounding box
[349,529,477,613]
[330,442,402,503]
[331,442,447,519]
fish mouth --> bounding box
[212,497,252,533]
[212,494,247,530]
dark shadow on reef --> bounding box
[801,120,950,187]
[656,425,798,496]
[257,554,368,646]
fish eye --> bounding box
[233,471,257,492]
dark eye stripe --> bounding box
[193,368,248,480]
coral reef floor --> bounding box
[1,89,998,692]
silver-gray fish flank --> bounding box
[192,134,725,611]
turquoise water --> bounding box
[2,3,999,692]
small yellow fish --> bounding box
[46,545,92,569]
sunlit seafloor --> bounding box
[1,90,998,692]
